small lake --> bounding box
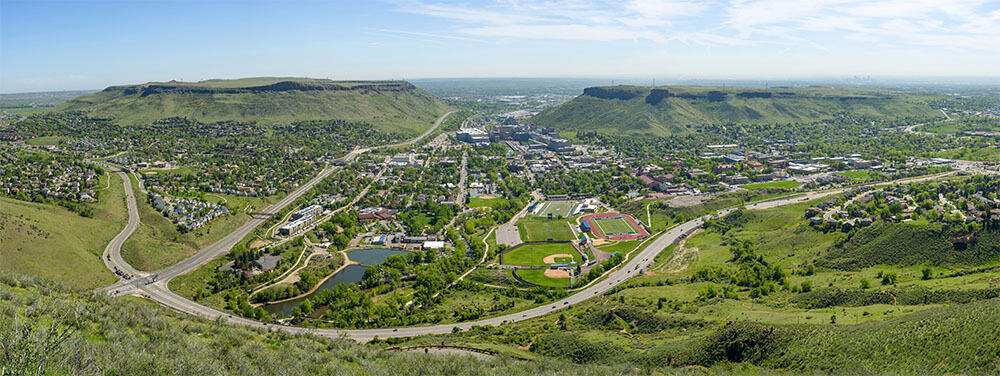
[262,248,407,317]
[348,248,409,265]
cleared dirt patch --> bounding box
[667,195,707,207]
[543,253,573,264]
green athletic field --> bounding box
[502,242,581,266]
[517,218,576,242]
[514,269,571,288]
[592,216,636,235]
[535,201,576,218]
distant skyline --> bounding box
[2,0,999,93]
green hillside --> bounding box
[531,85,942,136]
[58,77,451,136]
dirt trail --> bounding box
[659,229,703,273]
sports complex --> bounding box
[531,200,583,218]
[580,212,649,241]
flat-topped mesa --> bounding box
[110,80,417,96]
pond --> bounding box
[262,248,408,317]
[348,248,409,265]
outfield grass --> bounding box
[503,242,581,266]
[0,172,125,289]
[517,218,576,242]
[122,174,280,271]
[743,180,801,190]
[515,269,571,288]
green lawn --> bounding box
[514,269,571,288]
[25,135,70,146]
[596,240,640,255]
[517,218,576,242]
[837,170,883,181]
[0,172,125,289]
[502,242,581,266]
[468,197,507,209]
[743,180,801,190]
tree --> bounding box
[800,280,812,293]
[860,279,871,289]
[881,272,898,285]
[921,267,933,280]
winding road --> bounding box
[98,112,454,309]
[99,111,943,343]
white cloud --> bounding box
[382,0,1000,52]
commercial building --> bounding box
[291,204,322,220]
[279,214,314,236]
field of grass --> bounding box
[930,146,1000,162]
[595,240,640,255]
[0,172,125,289]
[517,218,576,242]
[531,85,942,137]
[515,269,571,288]
[25,135,70,146]
[535,201,576,218]
[468,196,507,209]
[502,242,581,266]
[122,174,280,271]
[590,216,636,235]
[743,180,801,190]
[837,170,883,181]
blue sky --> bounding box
[2,0,999,92]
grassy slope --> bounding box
[121,174,280,271]
[531,85,941,137]
[2,273,673,376]
[0,172,124,289]
[58,78,451,136]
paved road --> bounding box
[100,111,453,293]
[109,187,841,342]
[101,170,143,278]
[103,110,961,342]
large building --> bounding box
[456,128,490,144]
[278,214,314,236]
[291,204,322,220]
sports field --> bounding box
[582,213,650,241]
[502,242,581,266]
[535,201,576,218]
[514,269,571,288]
[517,218,575,242]
[591,216,635,235]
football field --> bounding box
[535,201,576,218]
[592,216,636,235]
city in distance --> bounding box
[2,1,1000,375]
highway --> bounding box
[106,182,841,342]
[100,111,453,294]
[101,110,947,342]
[101,170,143,279]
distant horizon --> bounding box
[3,1,999,93]
[4,74,1000,95]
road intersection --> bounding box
[98,111,952,342]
